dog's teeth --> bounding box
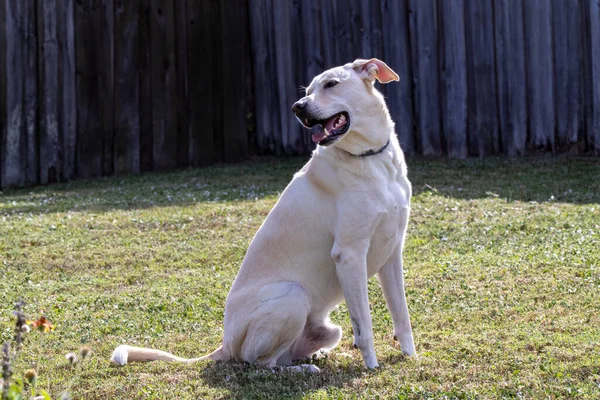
[339,114,346,123]
[324,128,329,137]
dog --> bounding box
[111,58,416,371]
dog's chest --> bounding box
[367,179,410,275]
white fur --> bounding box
[111,59,416,370]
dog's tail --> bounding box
[110,344,225,366]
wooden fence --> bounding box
[1,1,599,189]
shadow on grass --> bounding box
[408,156,600,204]
[199,360,374,400]
[1,156,598,217]
[0,157,306,215]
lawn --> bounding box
[1,156,599,399]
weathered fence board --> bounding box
[380,0,414,155]
[138,1,153,172]
[588,0,600,154]
[465,0,499,156]
[248,0,272,155]
[187,0,217,165]
[273,0,299,154]
[59,0,76,181]
[1,0,599,190]
[0,0,5,186]
[39,0,61,184]
[75,0,103,179]
[2,0,25,188]
[220,0,251,161]
[439,0,467,158]
[101,1,114,176]
[114,0,141,175]
[150,0,177,170]
[494,0,527,156]
[24,0,38,184]
[552,0,582,151]
[298,0,320,85]
[524,0,555,151]
[410,0,442,156]
[174,0,189,168]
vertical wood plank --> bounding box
[248,0,277,155]
[186,0,216,165]
[114,0,141,175]
[552,0,569,149]
[299,0,321,80]
[564,1,583,149]
[174,0,189,167]
[350,0,366,57]
[100,0,114,176]
[465,0,499,156]
[494,0,527,156]
[380,0,415,155]
[2,0,26,187]
[75,0,104,179]
[587,0,600,154]
[39,0,61,184]
[139,1,153,172]
[0,0,5,189]
[408,0,421,154]
[59,0,76,181]
[333,0,354,65]
[524,0,555,150]
[291,0,310,153]
[266,0,283,154]
[361,0,379,58]
[150,0,177,170]
[319,1,335,69]
[439,0,467,158]
[409,0,441,156]
[220,0,250,161]
[272,0,299,154]
[24,0,38,185]
[209,2,224,162]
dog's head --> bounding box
[292,58,399,154]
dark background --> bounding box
[1,0,599,190]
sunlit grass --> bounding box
[1,156,599,399]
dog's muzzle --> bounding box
[292,98,350,146]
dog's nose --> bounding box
[291,99,307,116]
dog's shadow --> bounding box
[199,355,382,399]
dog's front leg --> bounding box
[332,242,378,369]
[377,243,416,357]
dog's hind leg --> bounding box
[277,317,342,365]
[226,282,312,367]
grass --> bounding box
[1,156,599,399]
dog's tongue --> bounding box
[310,125,326,143]
[310,116,337,143]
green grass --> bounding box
[1,156,599,399]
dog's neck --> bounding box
[342,139,390,157]
[313,131,406,181]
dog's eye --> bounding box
[324,80,339,89]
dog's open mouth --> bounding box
[300,112,350,146]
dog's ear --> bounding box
[351,58,399,84]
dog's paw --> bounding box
[394,333,417,357]
[362,353,379,369]
[286,364,321,373]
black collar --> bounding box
[345,139,391,157]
